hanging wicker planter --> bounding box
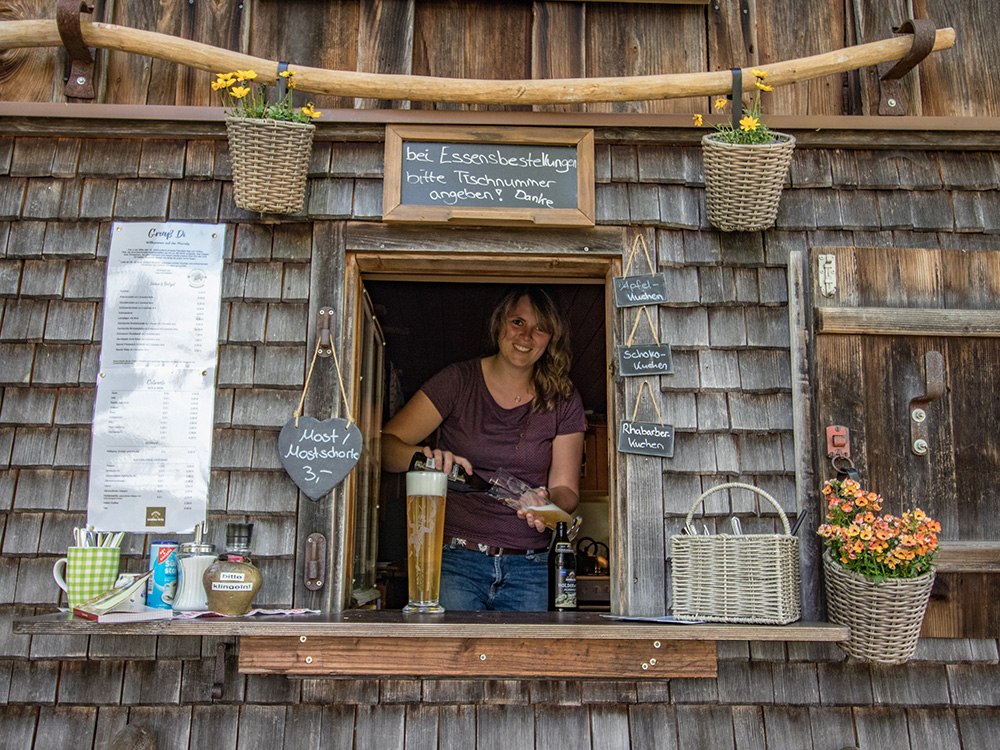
[226,116,315,214]
[823,552,935,665]
[701,131,795,232]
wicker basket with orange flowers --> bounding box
[818,478,940,664]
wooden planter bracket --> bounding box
[56,0,96,99]
[878,19,938,116]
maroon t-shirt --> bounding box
[420,358,587,548]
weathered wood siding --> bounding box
[1,121,1000,746]
[1,0,995,116]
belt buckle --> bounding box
[477,543,491,554]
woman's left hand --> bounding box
[515,486,549,532]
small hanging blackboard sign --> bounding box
[617,344,673,376]
[613,274,668,307]
[617,420,675,458]
[278,416,362,500]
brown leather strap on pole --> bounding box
[56,0,95,99]
[877,19,937,116]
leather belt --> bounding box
[449,537,534,557]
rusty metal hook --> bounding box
[877,18,937,116]
[316,307,334,358]
[56,0,96,99]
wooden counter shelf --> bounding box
[14,612,847,680]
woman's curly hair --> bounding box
[488,286,574,413]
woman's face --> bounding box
[498,295,553,369]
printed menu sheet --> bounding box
[88,222,225,532]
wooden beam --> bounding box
[935,541,1000,573]
[0,19,955,104]
[817,307,1000,337]
[239,636,716,678]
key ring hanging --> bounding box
[831,454,860,483]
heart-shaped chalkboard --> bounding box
[278,417,363,500]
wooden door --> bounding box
[806,246,1000,638]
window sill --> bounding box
[14,611,846,680]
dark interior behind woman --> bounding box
[381,286,586,611]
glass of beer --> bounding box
[488,468,583,539]
[404,467,448,613]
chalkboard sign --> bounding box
[617,344,673,376]
[383,125,595,226]
[618,421,675,458]
[278,416,362,500]
[614,274,668,307]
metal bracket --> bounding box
[877,19,937,116]
[57,0,96,99]
[909,350,944,456]
[316,307,334,358]
[818,254,837,297]
[826,425,851,460]
[212,642,228,700]
[304,532,327,591]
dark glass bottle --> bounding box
[548,521,578,611]
[409,452,490,492]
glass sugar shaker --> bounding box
[172,522,217,612]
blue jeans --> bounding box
[439,542,549,611]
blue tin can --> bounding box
[147,541,179,609]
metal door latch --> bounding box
[305,533,326,590]
[818,254,837,297]
[909,351,944,456]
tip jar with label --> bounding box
[204,523,262,616]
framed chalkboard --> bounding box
[383,125,595,226]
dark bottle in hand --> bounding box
[548,521,578,611]
[409,452,490,492]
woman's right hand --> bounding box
[420,445,473,477]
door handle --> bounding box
[909,351,944,455]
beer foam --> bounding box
[406,470,447,497]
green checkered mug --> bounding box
[52,547,121,609]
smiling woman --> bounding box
[380,286,587,611]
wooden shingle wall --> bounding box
[1,131,1000,747]
[3,0,999,117]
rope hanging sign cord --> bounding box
[0,16,955,105]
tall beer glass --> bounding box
[404,468,448,613]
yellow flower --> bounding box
[755,81,774,92]
[751,69,769,79]
[300,103,322,119]
[739,115,760,132]
[235,69,258,81]
[714,97,728,110]
[692,113,703,126]
[279,70,294,78]
[230,86,251,99]
[213,73,235,90]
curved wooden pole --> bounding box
[0,19,955,105]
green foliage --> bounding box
[213,70,320,124]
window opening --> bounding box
[361,279,610,610]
